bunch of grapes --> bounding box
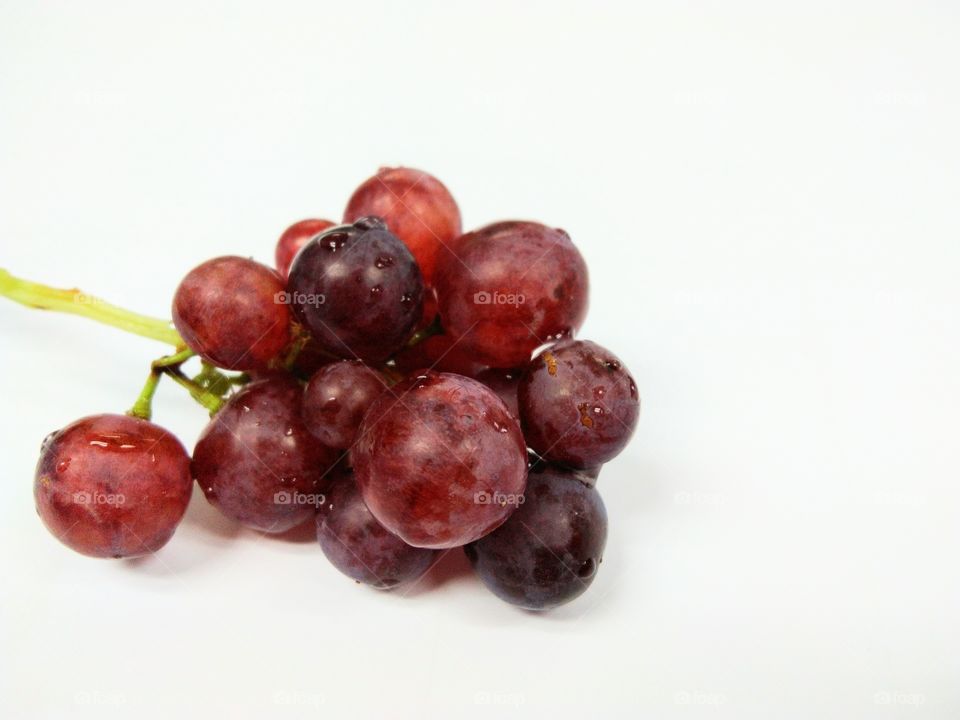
[8,167,640,611]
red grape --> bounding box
[433,221,589,368]
[192,376,337,533]
[172,256,291,372]
[287,217,424,364]
[302,360,388,449]
[274,218,335,279]
[352,371,527,549]
[34,414,192,558]
[519,339,639,468]
[317,473,439,589]
[344,167,461,284]
[464,465,607,610]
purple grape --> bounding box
[464,465,607,610]
[286,217,425,364]
[302,360,388,449]
[317,474,439,589]
[519,339,639,468]
[192,376,337,533]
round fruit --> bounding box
[344,167,461,284]
[275,218,335,279]
[302,360,388,449]
[317,474,439,589]
[464,466,607,610]
[433,221,589,368]
[287,217,424,364]
[34,414,192,558]
[172,256,291,372]
[352,371,527,549]
[192,376,337,533]
[519,339,639,468]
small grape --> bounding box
[519,339,639,468]
[302,360,388,449]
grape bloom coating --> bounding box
[351,371,528,549]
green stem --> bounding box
[0,268,183,346]
[128,371,162,421]
[165,369,225,415]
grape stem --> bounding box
[0,268,183,346]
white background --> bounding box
[1,2,957,718]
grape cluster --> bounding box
[29,166,639,611]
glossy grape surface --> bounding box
[433,221,589,368]
[192,376,337,533]
[352,371,527,549]
[317,474,439,589]
[464,465,607,610]
[302,360,388,449]
[344,167,461,284]
[34,414,192,558]
[275,218,335,279]
[287,217,424,364]
[519,339,639,468]
[173,256,291,372]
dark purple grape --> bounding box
[464,465,607,610]
[34,414,192,558]
[172,256,291,372]
[192,376,337,533]
[302,360,388,449]
[475,367,521,418]
[352,371,528,549]
[317,474,439,589]
[344,167,462,285]
[275,218,335,280]
[519,339,639,468]
[287,217,425,364]
[433,221,589,368]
